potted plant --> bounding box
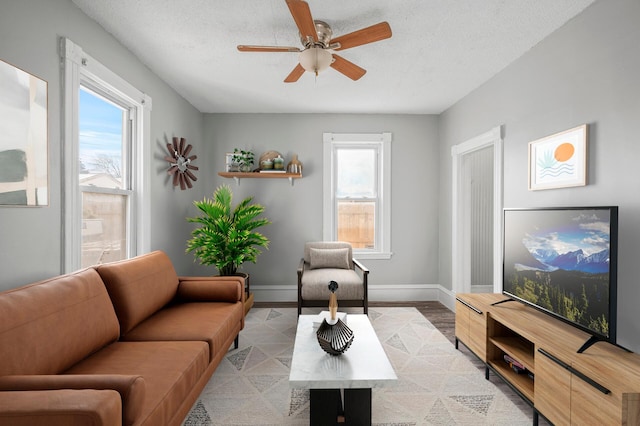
[232,148,254,172]
[186,184,270,276]
[186,184,269,314]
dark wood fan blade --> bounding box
[183,144,193,158]
[179,173,186,190]
[286,0,317,42]
[185,175,193,189]
[330,54,366,80]
[166,143,175,155]
[284,63,306,83]
[187,164,199,171]
[172,137,179,152]
[332,22,392,51]
[179,138,185,154]
[185,169,197,182]
[238,45,301,52]
[164,155,176,163]
[167,165,178,175]
[172,171,180,186]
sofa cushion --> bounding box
[65,340,208,426]
[309,247,351,270]
[300,268,364,300]
[304,241,353,269]
[122,302,243,362]
[0,268,120,376]
[97,251,179,336]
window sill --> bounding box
[354,251,392,260]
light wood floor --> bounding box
[254,300,549,425]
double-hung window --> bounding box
[62,38,151,271]
[323,132,392,259]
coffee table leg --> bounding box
[310,389,342,426]
[344,388,372,425]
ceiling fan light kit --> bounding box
[299,46,333,75]
[237,0,391,82]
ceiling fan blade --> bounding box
[286,0,318,43]
[330,54,366,81]
[332,22,392,51]
[284,63,306,83]
[237,45,301,53]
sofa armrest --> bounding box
[0,375,144,426]
[0,389,122,426]
[177,276,244,303]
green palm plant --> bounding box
[186,184,270,275]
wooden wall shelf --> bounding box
[218,172,302,186]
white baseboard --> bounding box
[252,284,457,312]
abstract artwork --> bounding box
[0,59,48,206]
[528,124,587,191]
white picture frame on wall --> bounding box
[0,58,49,206]
[528,124,587,191]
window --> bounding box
[62,38,152,271]
[323,132,391,259]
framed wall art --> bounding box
[0,59,48,206]
[528,124,587,191]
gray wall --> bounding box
[201,114,440,295]
[0,0,204,290]
[438,0,640,351]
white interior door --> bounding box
[451,126,503,294]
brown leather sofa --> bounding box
[0,250,245,426]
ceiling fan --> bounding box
[237,0,392,83]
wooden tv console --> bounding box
[455,293,640,425]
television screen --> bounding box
[502,206,618,344]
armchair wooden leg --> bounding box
[234,335,239,349]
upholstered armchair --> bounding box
[297,241,369,315]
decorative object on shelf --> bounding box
[232,148,254,172]
[258,150,282,168]
[225,152,236,172]
[287,154,303,174]
[528,124,587,191]
[186,184,270,276]
[165,137,198,190]
[260,158,273,169]
[273,155,285,170]
[316,280,354,355]
[0,58,48,206]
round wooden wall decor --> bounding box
[165,137,198,190]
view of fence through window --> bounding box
[336,147,376,249]
[79,88,128,267]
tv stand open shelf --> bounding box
[456,293,640,425]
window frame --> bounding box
[62,38,152,272]
[323,132,392,260]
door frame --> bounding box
[451,126,503,294]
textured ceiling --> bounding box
[71,0,595,114]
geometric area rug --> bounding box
[183,307,531,425]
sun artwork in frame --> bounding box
[528,124,587,191]
[165,137,198,190]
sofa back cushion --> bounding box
[96,251,179,336]
[0,268,120,375]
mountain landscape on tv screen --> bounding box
[516,247,610,274]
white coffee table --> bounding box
[289,314,397,425]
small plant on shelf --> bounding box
[232,148,254,172]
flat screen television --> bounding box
[502,206,618,351]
